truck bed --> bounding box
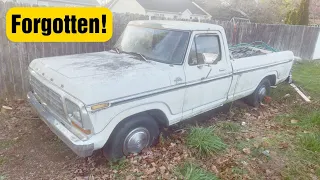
[229,42,278,59]
[229,46,270,59]
[231,50,294,75]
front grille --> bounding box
[30,75,65,118]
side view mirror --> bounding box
[202,53,220,64]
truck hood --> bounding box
[35,51,156,78]
[29,51,182,105]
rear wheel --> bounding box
[246,78,271,107]
[103,114,159,161]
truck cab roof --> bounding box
[128,20,225,32]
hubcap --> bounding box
[123,127,150,155]
[258,85,267,102]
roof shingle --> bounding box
[136,0,208,15]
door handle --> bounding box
[219,68,226,72]
[197,65,203,69]
[197,64,210,69]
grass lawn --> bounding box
[276,61,320,179]
[292,61,320,99]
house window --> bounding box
[155,13,165,17]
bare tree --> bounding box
[309,0,320,24]
[195,0,301,23]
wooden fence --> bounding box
[0,2,319,99]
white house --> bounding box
[11,0,100,6]
[107,0,212,20]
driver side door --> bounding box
[182,31,233,119]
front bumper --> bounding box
[27,92,94,157]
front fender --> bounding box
[91,102,175,149]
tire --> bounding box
[286,72,293,84]
[103,114,159,161]
[246,78,271,107]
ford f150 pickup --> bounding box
[27,20,294,160]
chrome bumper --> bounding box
[27,92,94,157]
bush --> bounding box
[176,162,219,180]
[186,127,227,155]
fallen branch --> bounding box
[290,83,311,102]
[1,106,13,114]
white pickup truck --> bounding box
[28,20,294,160]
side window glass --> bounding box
[188,42,198,65]
[188,35,222,65]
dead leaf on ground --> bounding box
[261,141,269,148]
[16,99,25,104]
[145,167,156,175]
[265,169,273,176]
[211,165,219,175]
[126,175,135,180]
[243,148,251,155]
[216,157,229,165]
[279,142,289,149]
[159,166,166,174]
[309,174,318,180]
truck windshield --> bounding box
[114,25,190,65]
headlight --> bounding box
[66,99,82,126]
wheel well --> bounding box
[118,110,169,128]
[146,109,169,127]
[106,109,169,145]
[266,74,276,86]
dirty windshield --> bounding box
[115,25,190,65]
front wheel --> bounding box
[246,78,271,107]
[103,114,160,161]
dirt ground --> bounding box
[0,89,318,180]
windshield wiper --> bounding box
[137,53,148,62]
[125,52,149,62]
[112,47,121,54]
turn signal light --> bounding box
[91,103,110,111]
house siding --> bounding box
[111,0,145,14]
[38,0,98,6]
[16,0,37,4]
[146,10,210,20]
[16,0,98,6]
[146,11,177,19]
[38,1,80,6]
[181,9,191,19]
[109,0,210,20]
